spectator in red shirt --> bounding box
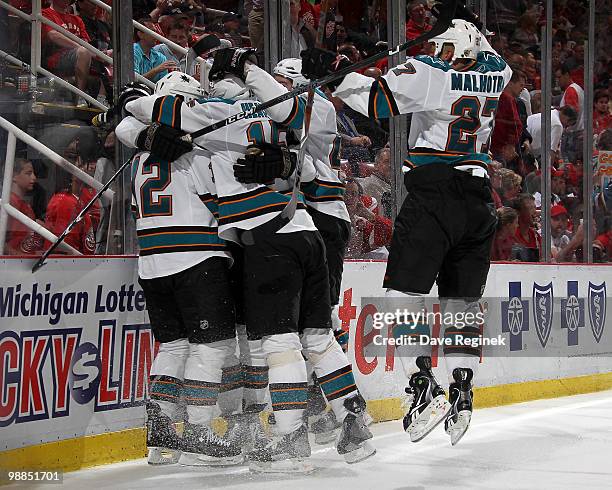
[405,1,431,56]
[5,159,44,256]
[489,166,504,209]
[45,166,96,255]
[557,63,584,130]
[42,0,93,97]
[345,179,392,258]
[44,133,98,255]
[594,89,612,136]
[491,206,518,261]
[491,70,526,166]
[593,218,612,262]
[511,193,541,262]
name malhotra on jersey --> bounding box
[451,73,505,93]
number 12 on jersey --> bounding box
[132,156,173,219]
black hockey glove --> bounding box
[136,123,193,161]
[300,48,351,90]
[209,47,258,82]
[234,143,296,185]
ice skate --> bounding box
[146,402,181,465]
[403,356,451,442]
[445,368,474,446]
[309,409,342,445]
[336,394,376,464]
[247,424,314,474]
[179,422,243,466]
[224,404,269,454]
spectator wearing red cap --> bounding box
[512,193,541,262]
[550,204,571,258]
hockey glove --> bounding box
[136,123,193,161]
[234,143,296,185]
[210,47,258,82]
[300,48,351,91]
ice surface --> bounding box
[46,390,612,490]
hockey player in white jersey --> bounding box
[216,54,352,443]
[124,64,374,472]
[302,18,512,445]
[115,73,242,467]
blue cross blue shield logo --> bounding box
[561,281,585,346]
[501,282,529,351]
[532,282,553,348]
[588,282,607,343]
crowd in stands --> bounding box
[1,0,611,262]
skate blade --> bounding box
[147,447,180,465]
[407,395,451,443]
[179,451,244,467]
[342,442,376,464]
[314,428,341,445]
[446,410,471,446]
[249,458,315,474]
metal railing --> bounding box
[90,0,209,86]
[0,116,114,255]
[0,0,210,111]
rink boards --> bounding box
[0,257,611,471]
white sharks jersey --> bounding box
[246,64,349,222]
[334,48,513,169]
[125,94,316,242]
[115,116,229,279]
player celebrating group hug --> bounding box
[112,0,511,474]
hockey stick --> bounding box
[186,0,458,142]
[281,0,333,220]
[31,157,132,273]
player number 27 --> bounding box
[446,96,498,153]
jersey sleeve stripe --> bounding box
[301,179,345,202]
[280,96,306,129]
[368,78,400,119]
[153,95,183,130]
[198,193,219,217]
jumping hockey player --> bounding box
[114,73,243,466]
[301,18,512,445]
[124,63,374,472]
[220,54,351,443]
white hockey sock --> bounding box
[440,298,482,384]
[241,338,270,410]
[183,339,235,426]
[302,329,357,422]
[149,338,188,420]
[263,333,308,435]
[384,289,429,379]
